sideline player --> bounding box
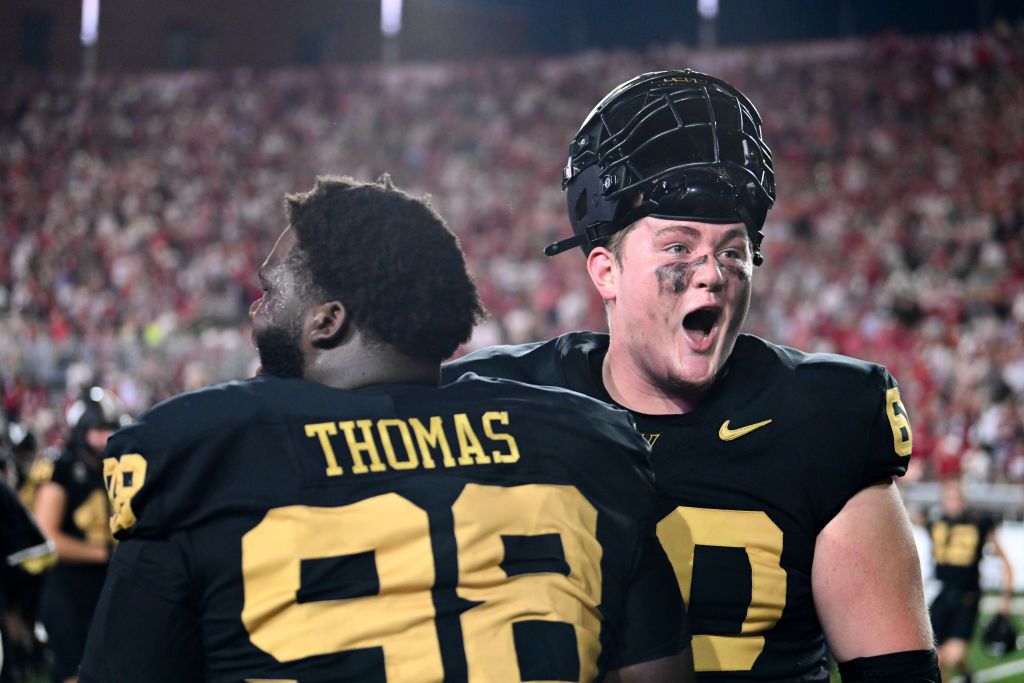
[444,70,940,681]
[929,478,1014,681]
[1,479,55,682]
[34,389,124,683]
[80,175,693,682]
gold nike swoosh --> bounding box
[719,419,773,441]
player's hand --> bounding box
[86,539,112,563]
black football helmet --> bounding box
[66,386,130,454]
[547,69,775,264]
[982,612,1020,657]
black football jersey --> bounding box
[44,450,113,549]
[1,480,56,610]
[39,449,112,601]
[443,332,913,682]
[81,374,686,683]
[928,513,994,591]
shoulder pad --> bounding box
[442,332,607,386]
[776,344,911,476]
[103,379,268,538]
[27,458,55,485]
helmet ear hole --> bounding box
[574,190,589,223]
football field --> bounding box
[828,607,1024,682]
[956,610,1024,682]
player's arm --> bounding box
[80,536,204,682]
[602,647,694,683]
[32,481,108,564]
[812,479,938,681]
[988,526,1015,614]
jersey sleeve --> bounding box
[1,480,55,575]
[806,361,915,530]
[606,526,690,670]
[102,381,265,539]
[861,365,913,482]
[79,535,204,682]
[16,457,51,510]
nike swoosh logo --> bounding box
[719,419,773,441]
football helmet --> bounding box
[67,386,129,453]
[982,612,1020,657]
[548,69,775,264]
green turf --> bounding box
[964,611,1024,680]
[827,609,1024,682]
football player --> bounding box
[80,175,693,682]
[34,388,125,683]
[1,478,55,682]
[443,70,940,682]
[928,477,1014,681]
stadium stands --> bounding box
[1,26,1022,483]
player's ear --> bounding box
[587,246,618,302]
[308,301,348,347]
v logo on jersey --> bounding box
[641,432,661,447]
[718,419,773,441]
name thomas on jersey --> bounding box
[86,374,689,682]
[302,411,520,477]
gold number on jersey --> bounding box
[454,484,602,681]
[931,522,980,567]
[240,484,602,681]
[657,507,786,673]
[103,453,148,533]
[242,495,443,673]
[884,387,912,457]
[73,488,114,544]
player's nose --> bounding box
[693,253,725,290]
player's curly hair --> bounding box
[285,174,486,363]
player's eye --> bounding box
[666,243,689,255]
[719,243,747,261]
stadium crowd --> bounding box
[1,25,1022,484]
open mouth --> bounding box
[682,306,722,345]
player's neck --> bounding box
[601,347,704,415]
[304,344,439,390]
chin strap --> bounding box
[544,201,662,257]
[544,223,617,256]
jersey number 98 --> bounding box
[241,483,603,682]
